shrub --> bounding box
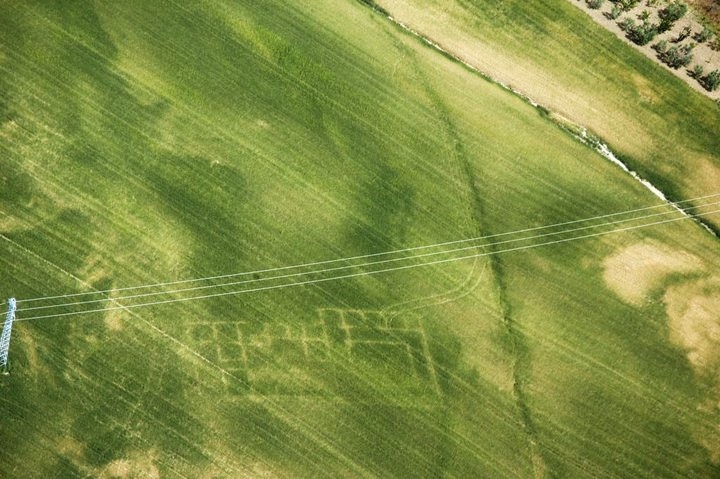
[658,1,687,32]
[691,64,704,78]
[659,0,688,22]
[694,26,715,43]
[701,70,720,91]
[672,25,692,43]
[658,43,695,69]
[587,0,605,8]
[619,0,641,11]
[609,5,624,19]
[619,17,636,32]
[627,20,659,45]
[653,39,669,53]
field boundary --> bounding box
[359,0,720,238]
[567,0,720,100]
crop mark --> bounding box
[377,23,549,474]
[185,309,441,398]
[319,308,442,396]
[186,320,250,393]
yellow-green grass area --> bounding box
[375,0,720,232]
[0,0,718,477]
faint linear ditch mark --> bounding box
[357,0,719,240]
[376,21,490,315]
[360,0,713,472]
[385,31,549,476]
[455,139,549,478]
[433,100,549,479]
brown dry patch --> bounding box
[688,0,720,28]
[604,241,720,462]
[0,118,20,142]
[104,308,125,332]
[103,461,131,478]
[54,438,93,477]
[247,461,285,478]
[692,156,720,196]
[698,397,720,463]
[665,278,720,370]
[57,437,86,462]
[0,216,28,234]
[103,283,129,333]
[98,450,160,479]
[632,73,661,105]
[78,252,111,287]
[15,325,49,379]
[602,239,704,305]
[664,277,720,462]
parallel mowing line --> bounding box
[15,199,720,313]
[13,206,720,322]
[15,193,720,306]
[9,15,458,289]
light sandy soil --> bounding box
[665,277,720,370]
[601,239,704,305]
[104,308,125,332]
[569,0,720,100]
[98,452,161,479]
[602,238,720,462]
[664,277,720,461]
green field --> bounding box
[377,0,720,230]
[1,0,719,477]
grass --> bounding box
[376,0,720,230]
[0,0,719,477]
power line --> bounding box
[15,198,720,314]
[14,207,720,323]
[15,192,720,306]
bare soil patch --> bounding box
[665,277,720,370]
[664,277,720,462]
[98,451,160,479]
[602,239,704,305]
[688,0,720,27]
[604,240,720,462]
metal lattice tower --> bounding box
[0,298,17,371]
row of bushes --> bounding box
[584,0,720,91]
[619,20,716,46]
[614,0,690,43]
[655,42,720,91]
[619,17,658,45]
